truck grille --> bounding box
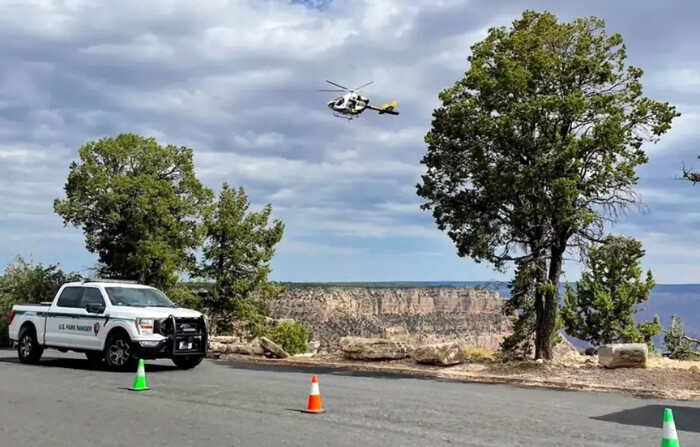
[155,315,208,356]
[155,317,205,336]
[175,318,204,336]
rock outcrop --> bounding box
[269,287,512,351]
[552,336,581,361]
[260,336,289,358]
[411,342,466,366]
[339,336,411,360]
[207,336,265,358]
[598,343,648,369]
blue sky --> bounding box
[0,0,699,284]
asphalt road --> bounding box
[1,350,699,446]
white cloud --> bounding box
[0,228,82,244]
[0,0,699,282]
[276,239,365,256]
[641,231,700,261]
[375,201,424,214]
[194,151,422,186]
[644,106,700,156]
[233,131,288,151]
[80,34,177,61]
[637,187,690,205]
[651,67,700,93]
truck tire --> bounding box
[172,355,204,370]
[103,331,136,371]
[17,326,43,364]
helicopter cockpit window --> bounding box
[335,98,344,106]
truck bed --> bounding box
[13,303,51,309]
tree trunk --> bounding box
[535,245,565,360]
[532,254,548,360]
[533,291,544,360]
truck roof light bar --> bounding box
[81,278,140,284]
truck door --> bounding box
[78,286,108,350]
[44,286,86,347]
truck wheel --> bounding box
[17,326,43,364]
[172,355,204,370]
[104,332,136,371]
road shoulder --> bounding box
[213,353,700,401]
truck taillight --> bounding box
[9,309,16,324]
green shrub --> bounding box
[267,321,310,355]
[561,235,661,347]
[0,256,82,347]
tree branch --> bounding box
[661,329,700,345]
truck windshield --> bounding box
[104,286,177,308]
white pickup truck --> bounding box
[8,279,209,371]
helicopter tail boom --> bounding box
[370,100,399,115]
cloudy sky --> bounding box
[1,0,699,284]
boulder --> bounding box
[339,336,411,360]
[410,342,465,366]
[264,317,296,327]
[208,337,265,356]
[552,337,581,361]
[226,343,262,355]
[207,342,227,358]
[384,326,411,343]
[598,343,648,369]
[259,336,290,358]
[308,340,321,354]
[209,342,227,352]
[210,336,241,344]
[230,321,249,336]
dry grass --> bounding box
[551,349,700,370]
[216,337,700,400]
[647,356,700,370]
[462,345,496,362]
[557,352,594,366]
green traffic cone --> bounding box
[130,359,150,391]
[661,408,680,447]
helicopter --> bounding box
[318,80,399,121]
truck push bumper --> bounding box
[134,315,209,359]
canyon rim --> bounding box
[268,285,514,351]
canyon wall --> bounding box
[269,286,514,351]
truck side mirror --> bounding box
[85,303,105,314]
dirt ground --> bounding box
[219,352,700,400]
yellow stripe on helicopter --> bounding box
[375,100,398,115]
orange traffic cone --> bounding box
[303,375,325,413]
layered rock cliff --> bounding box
[269,286,513,351]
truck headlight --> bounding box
[137,318,154,335]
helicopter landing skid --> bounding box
[333,113,354,121]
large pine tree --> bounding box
[416,11,679,359]
[196,182,285,334]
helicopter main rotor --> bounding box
[317,80,373,93]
